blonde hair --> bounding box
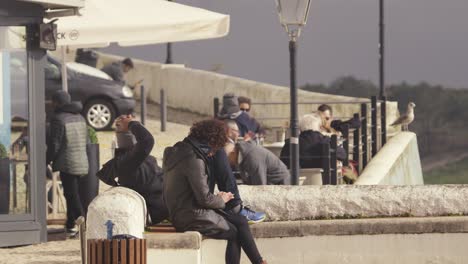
[299,114,322,132]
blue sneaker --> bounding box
[239,206,266,224]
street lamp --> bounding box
[379,0,385,99]
[275,0,312,185]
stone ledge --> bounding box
[238,185,468,221]
[250,216,468,238]
[144,231,201,249]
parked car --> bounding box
[11,54,135,130]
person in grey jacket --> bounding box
[226,141,290,185]
[46,90,89,236]
[101,57,141,89]
[163,119,267,264]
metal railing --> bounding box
[214,95,388,185]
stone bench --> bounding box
[144,216,468,264]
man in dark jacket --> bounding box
[317,104,361,133]
[227,141,290,185]
[46,90,89,236]
[97,115,168,224]
[218,93,262,139]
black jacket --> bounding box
[331,116,361,133]
[97,122,168,224]
[280,130,347,168]
[163,137,230,236]
[46,102,89,175]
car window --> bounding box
[45,60,60,80]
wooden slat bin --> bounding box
[88,238,147,264]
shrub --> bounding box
[87,126,99,144]
[0,144,7,159]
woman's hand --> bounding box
[218,191,234,203]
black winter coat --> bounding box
[97,122,168,224]
[163,138,230,236]
[280,130,347,168]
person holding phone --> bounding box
[163,119,267,264]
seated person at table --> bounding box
[280,114,346,169]
[317,104,361,134]
[218,93,262,140]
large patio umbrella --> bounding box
[50,0,229,91]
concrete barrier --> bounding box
[356,132,423,185]
[146,216,468,264]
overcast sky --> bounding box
[101,0,468,88]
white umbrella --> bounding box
[53,0,230,47]
[5,0,230,91]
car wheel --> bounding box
[84,99,116,131]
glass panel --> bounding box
[277,0,311,25]
[0,26,30,215]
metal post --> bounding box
[321,142,331,185]
[289,40,300,185]
[342,124,350,166]
[61,46,68,92]
[213,97,220,117]
[140,85,146,125]
[165,43,173,64]
[379,0,386,99]
[381,96,387,145]
[330,135,338,185]
[361,103,369,169]
[160,89,167,132]
[352,113,361,174]
[371,96,378,156]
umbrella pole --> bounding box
[61,46,68,92]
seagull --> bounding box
[391,102,416,131]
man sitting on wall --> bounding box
[97,115,168,224]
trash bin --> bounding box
[75,49,99,68]
[87,238,147,264]
[79,143,100,216]
[0,158,10,214]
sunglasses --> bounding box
[240,108,250,112]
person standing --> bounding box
[46,91,89,237]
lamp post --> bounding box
[166,0,174,64]
[379,0,385,99]
[275,0,312,185]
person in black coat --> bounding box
[97,115,168,224]
[280,114,346,169]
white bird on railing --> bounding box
[391,102,416,131]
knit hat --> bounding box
[116,131,136,149]
[52,90,71,107]
[218,93,241,118]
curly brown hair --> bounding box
[189,119,228,150]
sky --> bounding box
[101,0,468,89]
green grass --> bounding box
[424,157,468,184]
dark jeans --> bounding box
[60,172,84,229]
[211,150,242,211]
[210,213,263,264]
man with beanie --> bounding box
[97,115,168,224]
[217,93,262,139]
[46,90,89,237]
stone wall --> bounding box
[92,52,400,131]
[238,185,468,221]
[356,132,423,185]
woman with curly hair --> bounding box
[163,119,267,264]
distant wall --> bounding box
[356,132,423,185]
[92,52,400,131]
